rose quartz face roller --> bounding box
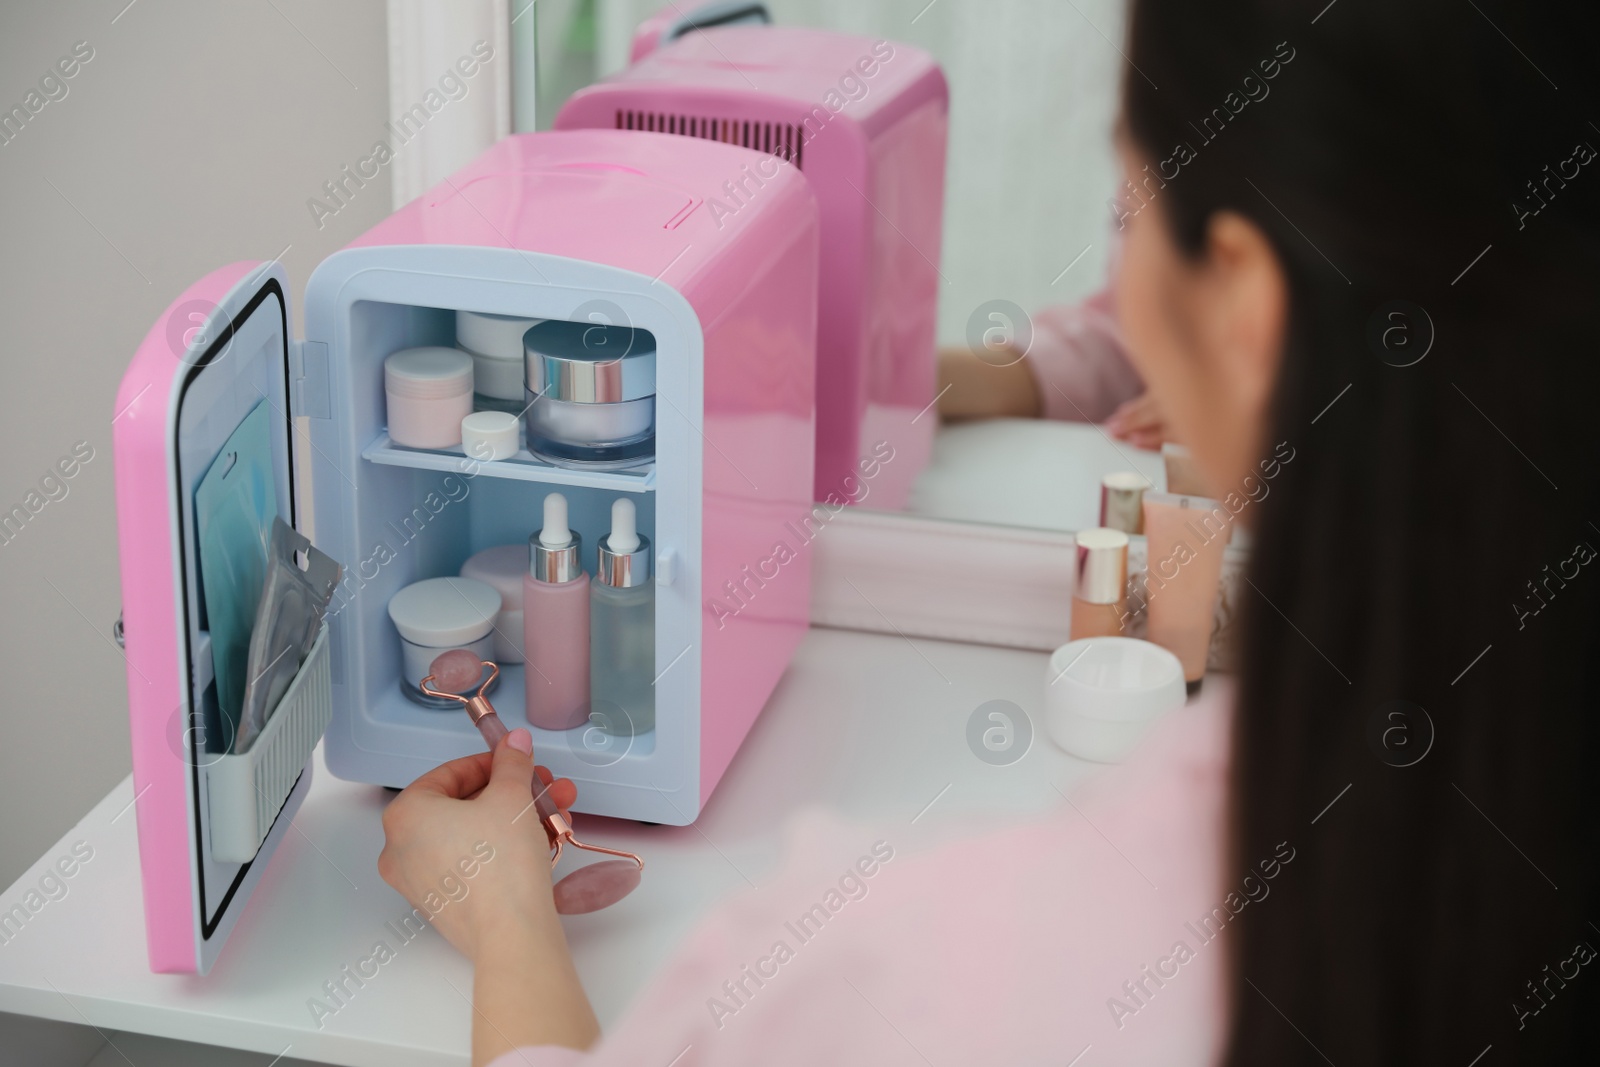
[422,650,644,914]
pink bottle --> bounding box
[523,492,590,730]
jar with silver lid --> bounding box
[523,320,655,468]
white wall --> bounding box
[0,1,391,890]
[593,0,1128,339]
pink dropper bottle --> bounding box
[423,650,643,914]
[523,492,590,730]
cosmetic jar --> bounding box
[459,545,528,664]
[457,311,542,414]
[387,576,502,707]
[523,319,656,468]
[461,411,520,462]
[385,347,474,450]
[1044,637,1186,763]
[1100,471,1152,535]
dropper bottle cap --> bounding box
[597,497,651,588]
[531,493,583,583]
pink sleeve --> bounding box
[492,688,1237,1067]
[1027,282,1146,423]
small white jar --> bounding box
[1044,637,1186,763]
[385,347,474,449]
[461,411,520,462]
[387,576,501,707]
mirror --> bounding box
[533,0,1144,535]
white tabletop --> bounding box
[0,627,1098,1067]
[910,419,1165,533]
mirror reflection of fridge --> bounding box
[113,129,819,973]
[557,23,949,510]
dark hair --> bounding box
[1123,1,1600,1061]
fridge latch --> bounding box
[291,341,332,419]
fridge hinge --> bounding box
[291,340,332,419]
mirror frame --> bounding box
[811,508,1249,668]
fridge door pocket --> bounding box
[206,624,331,863]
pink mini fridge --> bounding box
[555,22,948,509]
[112,129,818,973]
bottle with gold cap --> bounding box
[1100,471,1152,535]
[1070,527,1129,641]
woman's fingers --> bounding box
[400,740,579,813]
[533,764,579,812]
[405,751,495,799]
[1108,393,1159,430]
[1107,392,1169,447]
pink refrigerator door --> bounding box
[113,260,314,974]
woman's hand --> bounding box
[1105,390,1171,450]
[378,729,574,959]
[379,730,600,1059]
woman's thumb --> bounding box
[488,728,537,800]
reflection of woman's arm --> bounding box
[1029,284,1145,423]
[936,282,1147,426]
[936,343,1042,419]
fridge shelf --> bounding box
[362,433,656,492]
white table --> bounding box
[910,418,1165,532]
[0,627,1096,1067]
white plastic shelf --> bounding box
[207,625,331,863]
[362,433,656,492]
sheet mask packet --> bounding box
[234,517,342,753]
[194,401,278,745]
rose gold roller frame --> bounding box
[420,660,645,912]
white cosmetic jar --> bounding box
[457,310,542,411]
[1044,637,1187,763]
[387,577,502,707]
[385,347,474,449]
[461,411,520,463]
[458,545,528,665]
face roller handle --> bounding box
[423,651,645,915]
[420,654,564,835]
[423,652,647,914]
[421,653,627,861]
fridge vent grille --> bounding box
[615,110,805,170]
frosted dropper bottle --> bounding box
[523,492,590,730]
[591,497,655,735]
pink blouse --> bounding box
[492,684,1239,1067]
[1027,282,1146,424]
